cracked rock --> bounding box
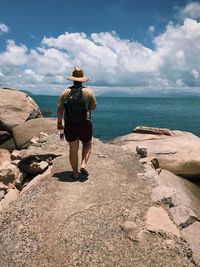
[170,205,199,229]
[145,206,180,237]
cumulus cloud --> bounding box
[0,16,200,94]
[179,2,200,20]
[0,23,9,34]
[0,40,28,68]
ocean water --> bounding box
[32,95,200,141]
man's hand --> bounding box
[57,123,64,130]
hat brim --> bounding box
[67,76,89,82]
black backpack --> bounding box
[64,86,87,124]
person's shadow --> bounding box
[54,171,88,183]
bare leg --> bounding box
[69,139,79,178]
[81,141,92,170]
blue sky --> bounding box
[0,0,200,95]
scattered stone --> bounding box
[121,220,143,242]
[151,158,160,169]
[145,206,180,237]
[170,205,199,229]
[30,161,49,174]
[12,118,57,149]
[30,136,40,145]
[136,146,147,158]
[133,126,173,136]
[11,160,20,166]
[111,128,200,178]
[11,150,22,160]
[181,222,200,266]
[19,159,49,174]
[0,163,24,185]
[98,154,107,158]
[18,154,59,174]
[0,188,20,211]
[140,157,160,169]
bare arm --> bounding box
[90,102,96,110]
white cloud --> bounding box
[0,24,9,34]
[24,69,43,82]
[1,15,200,94]
[0,40,28,68]
[179,2,200,19]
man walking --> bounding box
[57,67,96,179]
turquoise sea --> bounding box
[32,95,200,141]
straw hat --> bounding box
[67,67,89,82]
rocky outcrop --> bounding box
[137,153,200,266]
[0,87,41,132]
[111,126,200,178]
[0,138,196,267]
[12,118,58,149]
[0,133,63,211]
[0,88,199,267]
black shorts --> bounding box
[64,120,93,143]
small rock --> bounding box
[151,158,160,169]
[0,163,24,185]
[145,206,180,237]
[121,221,143,242]
[136,146,147,158]
[11,149,21,160]
[30,136,40,145]
[11,160,20,166]
[98,154,107,158]
[39,132,49,138]
[24,160,49,175]
[0,188,19,210]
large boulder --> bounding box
[0,88,41,132]
[12,118,58,149]
[111,126,200,178]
